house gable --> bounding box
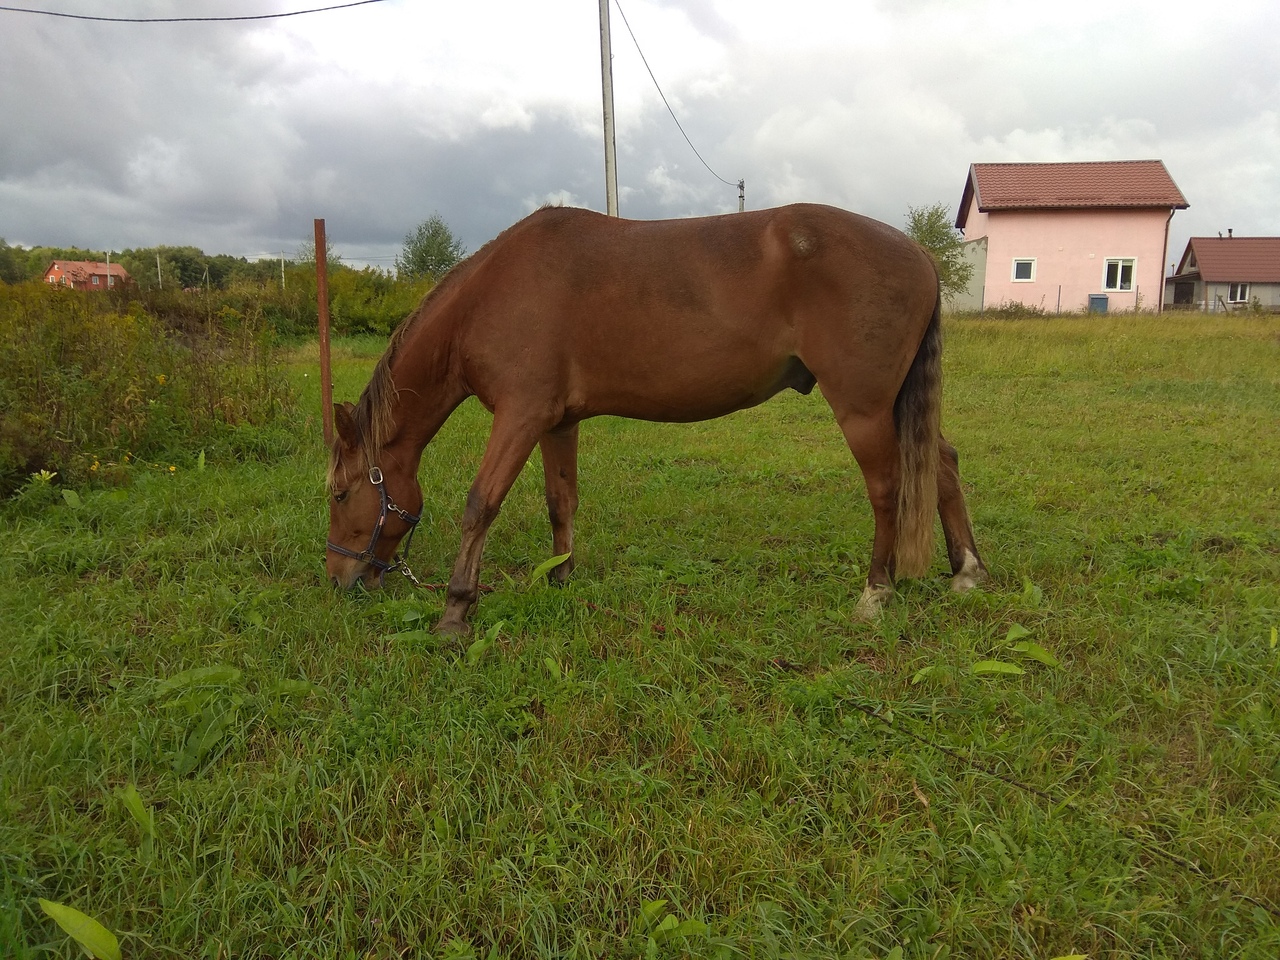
[956,160,1188,229]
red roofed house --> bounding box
[953,160,1188,313]
[1165,235,1280,312]
[44,260,132,291]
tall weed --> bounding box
[0,282,297,495]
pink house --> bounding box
[953,160,1188,313]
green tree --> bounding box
[0,239,26,284]
[905,203,974,304]
[296,237,343,268]
[396,213,466,281]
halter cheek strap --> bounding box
[326,466,421,575]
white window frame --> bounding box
[1103,257,1136,292]
[1011,258,1036,282]
[1228,282,1250,303]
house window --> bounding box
[1103,258,1135,291]
[1012,258,1036,282]
[1228,282,1250,303]
[92,276,99,285]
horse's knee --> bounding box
[464,487,501,529]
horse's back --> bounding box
[452,204,938,422]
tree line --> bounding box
[0,212,467,291]
[1,204,969,305]
[0,214,469,338]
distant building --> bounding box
[1165,235,1280,311]
[953,160,1188,313]
[44,260,132,291]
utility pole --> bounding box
[598,0,619,216]
[156,252,162,289]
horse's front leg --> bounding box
[539,423,579,585]
[437,414,546,636]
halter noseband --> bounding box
[326,466,421,576]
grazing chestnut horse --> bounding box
[327,204,985,634]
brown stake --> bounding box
[315,218,334,445]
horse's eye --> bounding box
[334,491,348,504]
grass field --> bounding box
[2,315,1278,959]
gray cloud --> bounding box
[2,0,1277,270]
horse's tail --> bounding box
[891,278,942,578]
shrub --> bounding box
[0,282,297,496]
[948,301,1051,321]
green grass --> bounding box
[2,315,1278,959]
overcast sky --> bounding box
[2,0,1277,273]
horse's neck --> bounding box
[389,313,468,454]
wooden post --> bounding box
[315,218,334,446]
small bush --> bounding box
[0,282,298,496]
[948,301,1051,321]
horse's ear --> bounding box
[333,402,359,449]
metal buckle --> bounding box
[368,466,384,485]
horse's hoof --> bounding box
[950,550,986,593]
[434,617,473,637]
[855,583,893,621]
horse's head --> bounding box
[326,402,423,589]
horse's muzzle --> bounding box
[327,555,382,591]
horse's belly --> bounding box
[576,351,809,424]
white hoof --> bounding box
[855,583,893,620]
[950,549,985,593]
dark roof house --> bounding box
[1166,235,1280,311]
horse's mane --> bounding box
[326,213,548,487]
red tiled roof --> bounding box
[1176,237,1280,283]
[956,160,1188,228]
[46,260,132,282]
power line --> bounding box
[0,0,387,23]
[610,0,740,193]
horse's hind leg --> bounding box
[938,436,986,592]
[538,423,579,584]
[438,413,547,636]
[829,408,902,620]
